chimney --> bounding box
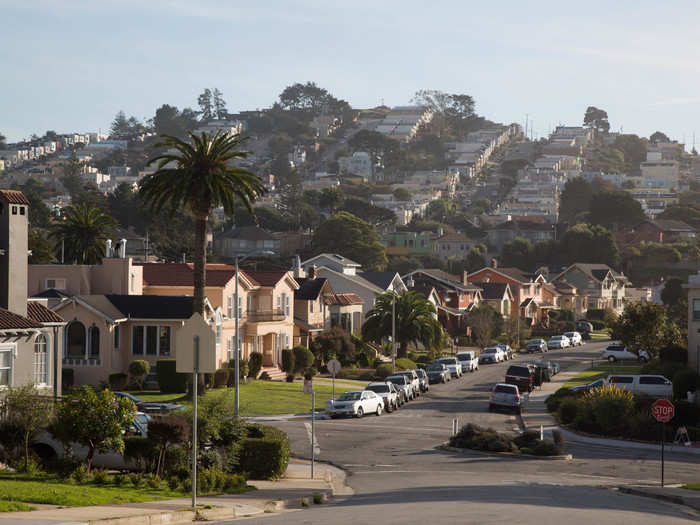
[462,271,469,286]
[292,255,305,278]
[0,191,28,316]
[308,265,317,279]
[119,238,127,258]
[491,258,498,269]
[106,239,113,258]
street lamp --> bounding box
[391,292,396,373]
[234,250,274,418]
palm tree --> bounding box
[139,131,265,315]
[51,203,116,264]
[362,290,443,358]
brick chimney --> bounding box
[462,271,469,286]
[0,190,29,316]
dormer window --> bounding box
[11,206,17,215]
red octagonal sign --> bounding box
[652,399,675,423]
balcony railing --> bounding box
[247,309,286,322]
[63,357,102,366]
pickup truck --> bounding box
[505,364,534,394]
[607,374,673,398]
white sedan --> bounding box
[547,335,570,349]
[326,390,384,418]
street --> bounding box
[226,341,700,524]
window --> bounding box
[247,295,252,314]
[11,206,17,215]
[639,376,666,385]
[132,325,170,356]
[66,321,86,358]
[0,347,11,387]
[310,300,314,313]
[282,293,290,316]
[693,299,700,321]
[227,337,233,361]
[88,326,100,358]
[277,294,282,312]
[609,376,633,384]
[34,335,48,386]
[237,296,243,319]
[114,326,120,349]
[45,278,66,290]
[19,206,25,215]
[227,295,234,318]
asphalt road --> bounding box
[224,341,700,524]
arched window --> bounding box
[66,321,86,359]
[88,325,100,358]
[34,334,48,385]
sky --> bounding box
[2,1,700,146]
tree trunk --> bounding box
[193,215,208,316]
[86,446,95,474]
[398,341,408,359]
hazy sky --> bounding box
[3,1,700,146]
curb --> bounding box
[617,486,700,512]
[437,444,573,461]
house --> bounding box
[212,225,281,259]
[293,268,335,347]
[403,269,482,337]
[684,271,700,371]
[301,253,362,276]
[468,266,548,325]
[432,233,476,262]
[381,231,434,257]
[622,219,697,245]
[486,220,555,251]
[478,282,514,318]
[358,272,407,294]
[551,263,628,315]
[0,190,67,394]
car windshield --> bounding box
[387,376,407,384]
[527,340,541,345]
[426,364,443,371]
[564,332,575,337]
[550,336,562,340]
[456,353,473,360]
[483,349,497,354]
[438,358,456,365]
[507,366,530,376]
[366,385,388,393]
[494,384,517,394]
[337,392,362,401]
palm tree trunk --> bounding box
[193,215,207,316]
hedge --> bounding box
[673,369,700,400]
[62,368,74,391]
[109,372,128,391]
[238,424,290,479]
[214,368,230,388]
[248,352,263,378]
[395,358,417,371]
[375,363,393,379]
[157,359,188,394]
[281,349,295,375]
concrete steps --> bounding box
[260,366,286,381]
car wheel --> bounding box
[608,356,616,363]
[356,407,364,418]
[376,404,382,416]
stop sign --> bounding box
[651,399,675,423]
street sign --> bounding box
[304,379,313,394]
[327,359,341,375]
[652,399,675,423]
[175,313,217,373]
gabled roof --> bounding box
[478,282,512,301]
[0,189,30,205]
[294,277,330,301]
[316,266,384,294]
[358,272,400,291]
[140,263,258,288]
[215,225,277,241]
[553,263,624,284]
[27,301,65,324]
[245,270,298,289]
[0,308,42,330]
[302,253,362,268]
[105,295,196,319]
[324,293,364,306]
[55,295,126,322]
[647,219,696,232]
[403,269,481,292]
[31,288,71,300]
[468,266,536,285]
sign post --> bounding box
[651,399,675,488]
[191,336,199,508]
[304,378,315,479]
[327,359,341,401]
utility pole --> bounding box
[234,255,240,417]
[392,293,396,373]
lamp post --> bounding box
[234,250,274,418]
[391,292,396,373]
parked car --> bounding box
[437,357,463,378]
[497,343,514,360]
[397,370,421,397]
[489,383,523,413]
[386,375,414,401]
[576,321,594,333]
[365,382,400,412]
[570,378,606,393]
[601,343,649,363]
[425,363,450,384]
[479,347,503,364]
[563,331,583,346]
[526,339,548,353]
[114,392,185,414]
[326,390,384,418]
[607,375,673,397]
[547,335,570,350]
[414,369,430,392]
[456,351,479,373]
[505,364,534,393]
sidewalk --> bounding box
[0,460,351,525]
[521,361,700,456]
[618,485,700,513]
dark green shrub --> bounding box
[673,369,700,400]
[214,368,230,388]
[558,398,579,425]
[513,430,540,449]
[238,424,290,480]
[130,472,143,487]
[163,446,189,479]
[520,447,533,455]
[108,372,128,391]
[62,368,74,391]
[534,439,560,456]
[157,360,188,393]
[114,473,126,486]
[248,352,263,378]
[124,436,157,472]
[552,430,565,448]
[199,448,224,470]
[627,411,658,441]
[395,358,417,370]
[146,473,161,488]
[415,355,430,364]
[674,400,700,427]
[580,385,634,436]
[129,360,150,389]
[281,349,295,375]
[92,468,109,484]
[167,476,180,491]
[375,363,392,379]
[660,345,688,364]
[292,346,314,375]
[304,368,318,380]
[545,387,575,413]
[71,464,88,483]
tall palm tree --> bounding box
[362,290,443,358]
[139,131,265,315]
[51,203,116,264]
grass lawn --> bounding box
[589,329,611,340]
[563,364,642,389]
[130,379,361,415]
[682,483,700,490]
[0,473,183,509]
